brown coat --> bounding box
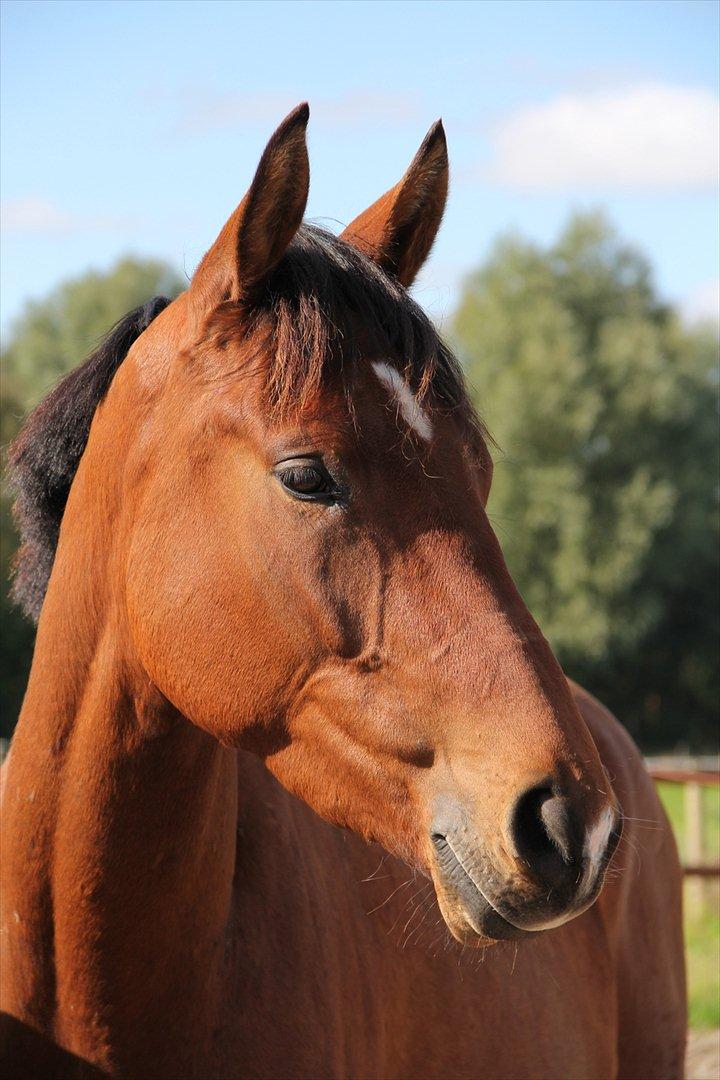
[1,106,686,1079]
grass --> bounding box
[683,904,720,1029]
[656,781,720,1030]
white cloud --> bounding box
[488,83,719,191]
[1,197,133,236]
[173,90,421,137]
[2,198,77,234]
[680,279,720,327]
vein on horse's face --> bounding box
[371,361,433,443]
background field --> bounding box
[657,782,719,1029]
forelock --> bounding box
[202,224,477,422]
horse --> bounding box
[1,104,686,1079]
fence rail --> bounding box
[647,760,719,881]
[648,768,719,787]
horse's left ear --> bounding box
[340,120,448,288]
[190,103,310,315]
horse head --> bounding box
[16,105,621,946]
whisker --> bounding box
[360,854,389,883]
[401,889,437,949]
[365,875,413,916]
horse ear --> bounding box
[190,103,310,313]
[340,121,448,288]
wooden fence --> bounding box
[647,760,719,880]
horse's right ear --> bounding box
[190,103,310,318]
[340,120,448,288]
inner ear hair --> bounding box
[235,103,311,297]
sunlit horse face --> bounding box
[125,105,621,945]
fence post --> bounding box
[684,780,706,911]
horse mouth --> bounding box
[430,833,530,944]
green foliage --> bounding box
[3,257,185,413]
[453,212,719,750]
[1,257,184,737]
[0,389,36,738]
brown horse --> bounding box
[1,105,685,1079]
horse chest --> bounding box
[208,821,618,1080]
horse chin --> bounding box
[432,874,530,947]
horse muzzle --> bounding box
[428,788,622,945]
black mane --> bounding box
[207,225,473,418]
[8,297,169,623]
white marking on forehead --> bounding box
[371,361,433,442]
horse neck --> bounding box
[1,542,239,1071]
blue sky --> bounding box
[2,0,718,333]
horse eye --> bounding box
[275,459,335,501]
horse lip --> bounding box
[432,831,598,935]
[433,832,502,912]
[431,832,531,940]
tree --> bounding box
[3,257,185,414]
[1,257,185,738]
[452,213,719,751]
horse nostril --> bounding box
[540,795,577,864]
[511,785,582,885]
